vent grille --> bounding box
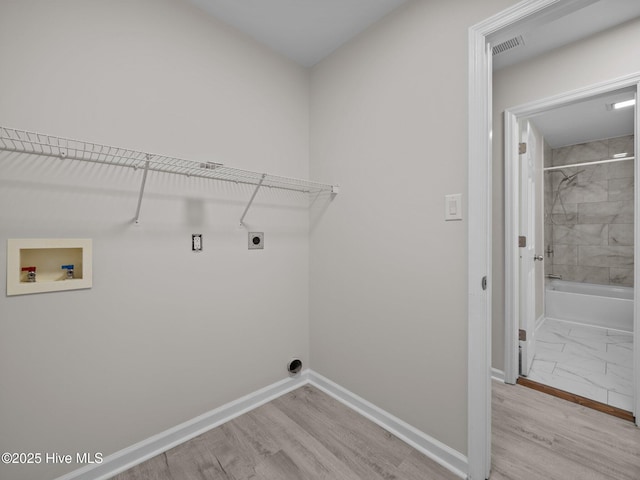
[492,35,524,56]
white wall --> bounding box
[0,1,310,479]
[492,17,640,371]
[309,0,518,456]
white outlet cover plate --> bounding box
[445,194,462,221]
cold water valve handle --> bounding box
[61,264,74,279]
[22,266,36,282]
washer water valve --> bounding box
[22,266,36,282]
[61,264,74,279]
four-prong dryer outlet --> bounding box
[248,232,264,250]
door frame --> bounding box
[503,74,640,410]
[467,0,619,478]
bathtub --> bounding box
[545,279,634,332]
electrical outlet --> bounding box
[248,232,264,250]
[192,234,202,252]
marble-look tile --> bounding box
[608,178,634,202]
[605,329,633,350]
[606,158,634,180]
[536,329,569,345]
[552,224,607,246]
[608,135,635,157]
[551,265,610,284]
[606,363,634,396]
[560,333,608,353]
[608,390,633,411]
[578,200,634,224]
[576,164,607,181]
[535,337,565,351]
[606,343,634,365]
[527,369,609,404]
[530,359,556,374]
[532,318,633,409]
[610,268,634,287]
[550,200,577,215]
[551,245,577,266]
[541,318,572,335]
[552,140,608,167]
[608,223,634,246]
[606,330,634,342]
[558,180,608,204]
[567,323,608,339]
[550,213,578,225]
[553,364,632,396]
[578,245,634,267]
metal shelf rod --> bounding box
[239,174,266,227]
[134,157,151,224]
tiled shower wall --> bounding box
[544,135,635,286]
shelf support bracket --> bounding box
[134,155,151,224]
[239,174,266,227]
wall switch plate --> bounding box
[248,232,264,250]
[445,194,463,221]
[192,234,203,252]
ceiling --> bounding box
[529,89,635,148]
[187,0,638,147]
[188,0,640,70]
[188,0,409,67]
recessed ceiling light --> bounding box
[613,153,629,158]
[613,99,636,109]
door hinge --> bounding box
[519,142,527,154]
[519,329,527,341]
[519,235,527,247]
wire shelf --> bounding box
[0,126,337,194]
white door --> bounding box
[519,120,538,376]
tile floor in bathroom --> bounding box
[526,318,634,412]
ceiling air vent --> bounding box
[492,35,524,56]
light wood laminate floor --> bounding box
[492,380,640,480]
[111,385,457,480]
[113,382,640,480]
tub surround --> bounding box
[544,135,635,286]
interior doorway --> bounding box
[468,2,640,478]
[505,86,637,420]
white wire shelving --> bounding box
[0,126,338,224]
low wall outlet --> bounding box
[445,194,463,221]
[248,232,264,250]
[192,234,203,252]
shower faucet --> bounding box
[546,245,554,257]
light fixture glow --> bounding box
[613,99,636,109]
[613,153,629,158]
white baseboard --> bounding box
[56,369,467,480]
[54,372,309,480]
[491,368,505,382]
[307,371,468,479]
